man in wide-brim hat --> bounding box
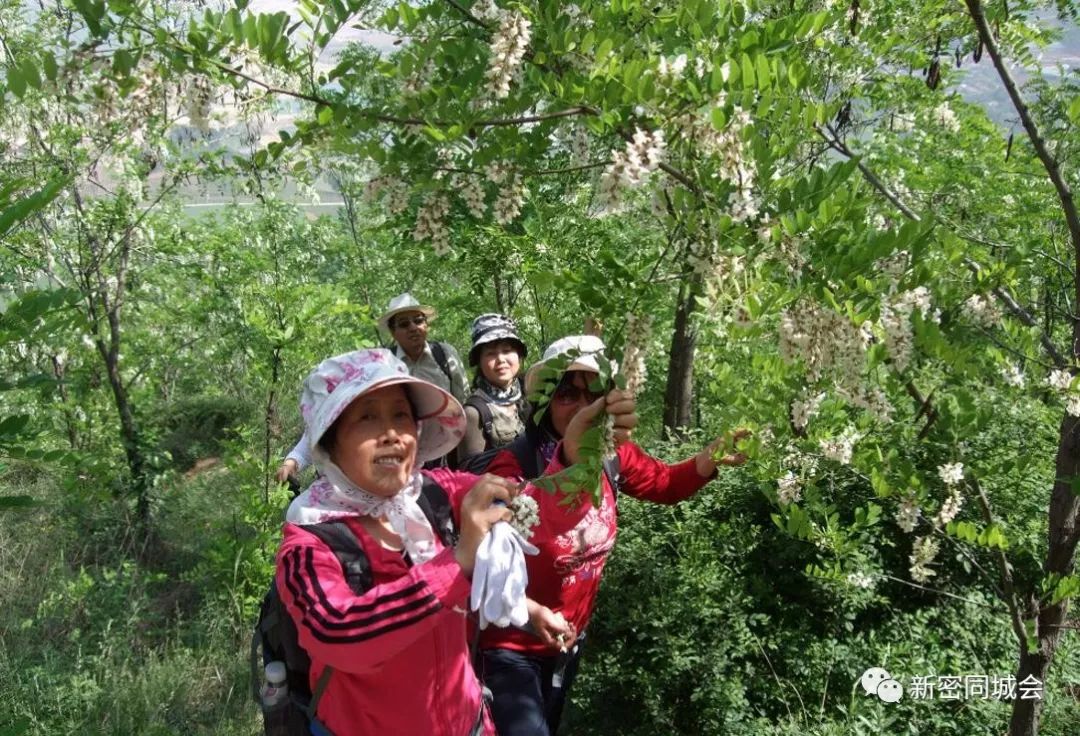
[377,292,467,404]
[278,293,468,481]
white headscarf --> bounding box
[286,456,439,564]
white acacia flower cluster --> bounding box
[938,462,964,485]
[935,103,961,133]
[846,571,876,590]
[471,0,499,21]
[834,384,894,423]
[686,240,727,277]
[779,301,867,386]
[364,175,410,215]
[1047,369,1080,417]
[895,495,920,533]
[185,77,214,134]
[776,232,807,278]
[620,313,652,397]
[657,53,711,81]
[493,173,525,224]
[412,191,451,255]
[756,215,775,244]
[791,392,825,431]
[485,162,525,225]
[457,175,487,219]
[508,494,540,540]
[878,287,935,372]
[601,413,617,462]
[777,471,802,505]
[486,10,531,99]
[570,125,589,166]
[657,53,688,79]
[935,485,964,527]
[1048,369,1073,392]
[909,535,940,583]
[782,445,819,477]
[820,427,859,465]
[402,59,434,96]
[875,250,909,286]
[710,108,759,222]
[1001,363,1025,388]
[598,128,666,211]
[962,293,1003,328]
[486,161,511,183]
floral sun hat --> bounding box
[300,348,465,464]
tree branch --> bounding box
[962,258,1069,369]
[439,0,490,29]
[816,124,921,221]
[197,47,598,131]
[818,122,1069,369]
[964,0,1080,276]
[970,475,1031,653]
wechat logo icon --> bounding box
[860,667,904,703]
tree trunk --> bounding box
[1009,413,1080,736]
[50,354,78,449]
[339,187,383,345]
[264,345,282,501]
[662,279,697,435]
[99,339,150,526]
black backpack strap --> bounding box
[302,521,374,596]
[507,433,542,480]
[465,396,496,449]
[458,446,499,475]
[430,341,454,385]
[275,521,370,723]
[515,377,532,426]
[602,453,623,504]
[418,475,459,548]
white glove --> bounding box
[470,521,538,629]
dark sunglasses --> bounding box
[394,315,427,329]
[552,383,604,405]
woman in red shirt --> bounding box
[477,335,748,736]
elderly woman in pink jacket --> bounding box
[273,348,635,736]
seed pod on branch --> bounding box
[926,58,941,90]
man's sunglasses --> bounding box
[552,383,604,405]
[394,315,427,329]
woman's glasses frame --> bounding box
[551,383,604,405]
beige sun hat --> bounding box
[378,292,437,332]
[523,334,611,397]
